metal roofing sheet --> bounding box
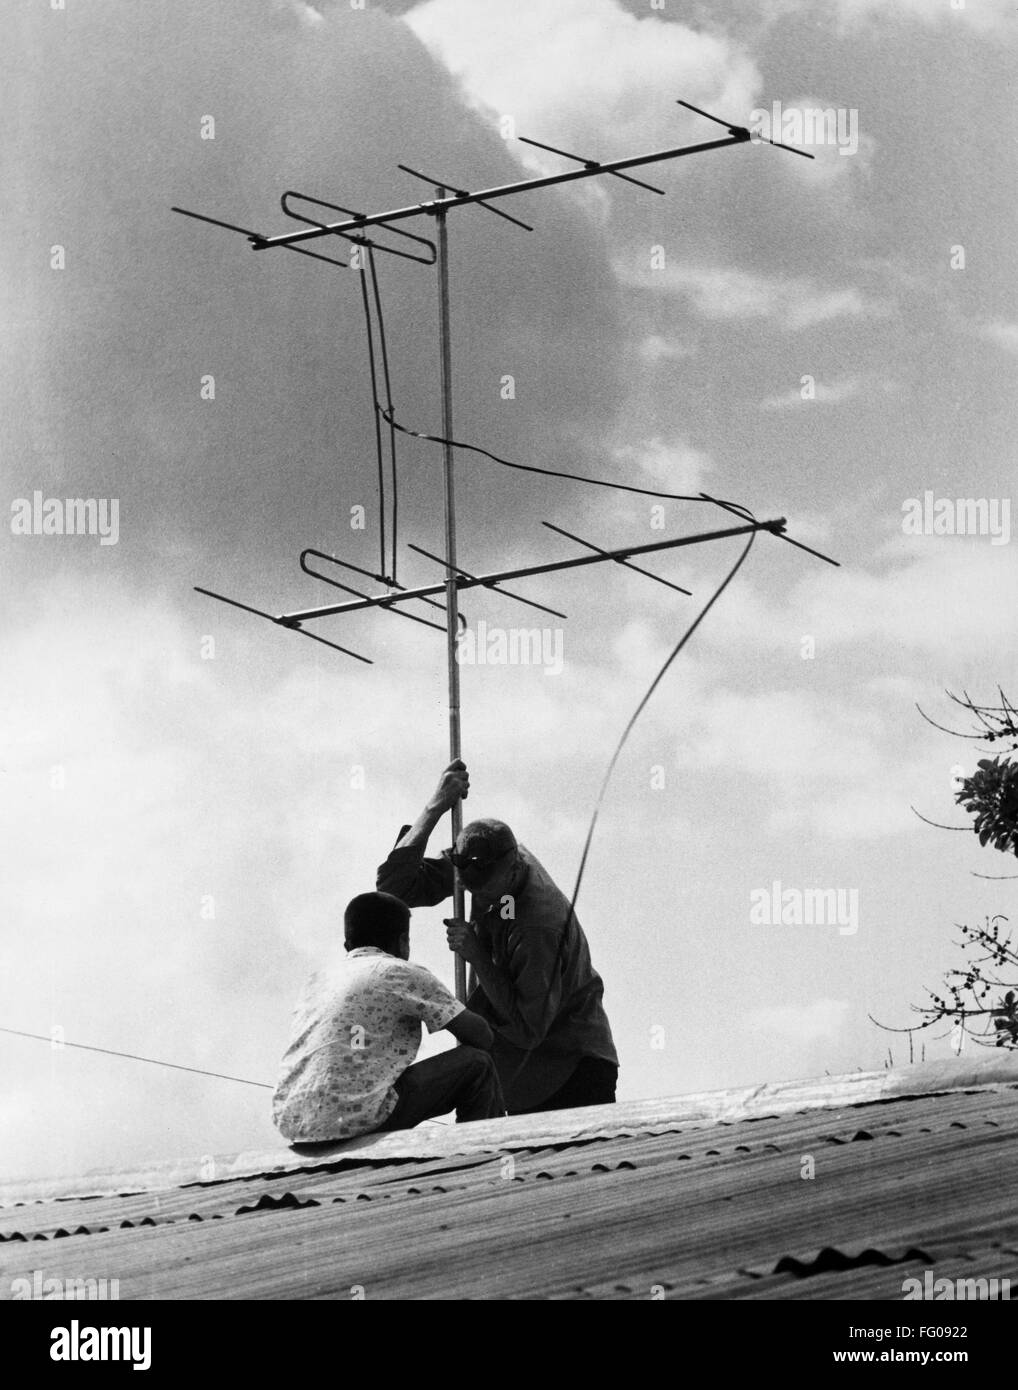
[2,1067,1017,1301]
[4,1077,1018,1242]
[5,1052,1017,1205]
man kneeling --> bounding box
[273,891,503,1145]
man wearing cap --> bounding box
[376,760,619,1115]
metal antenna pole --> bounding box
[436,189,467,1004]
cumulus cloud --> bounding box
[614,436,713,494]
[700,537,1018,662]
[978,322,1018,355]
[404,0,761,162]
[270,0,327,26]
[668,672,964,843]
[638,334,697,365]
[755,0,1016,33]
[828,0,1015,32]
[615,260,889,330]
[681,688,887,784]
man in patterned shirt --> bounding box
[273,890,502,1144]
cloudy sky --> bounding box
[2,0,1016,1182]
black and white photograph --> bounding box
[2,0,1017,1352]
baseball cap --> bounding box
[450,819,517,871]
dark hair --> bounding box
[344,891,410,953]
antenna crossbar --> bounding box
[249,133,750,251]
[276,520,782,626]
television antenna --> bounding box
[173,100,830,1000]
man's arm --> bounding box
[445,917,563,1051]
[444,1008,494,1051]
[394,759,469,851]
[375,760,468,907]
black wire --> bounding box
[357,260,387,579]
[505,526,759,1095]
[382,404,753,514]
[0,1026,272,1089]
[359,266,837,576]
[367,249,400,585]
[379,407,839,569]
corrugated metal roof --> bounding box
[3,1055,1017,1300]
[7,1051,1018,1205]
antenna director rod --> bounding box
[251,134,748,251]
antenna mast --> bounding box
[435,190,467,998]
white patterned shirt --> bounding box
[273,947,463,1143]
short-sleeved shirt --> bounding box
[272,947,463,1143]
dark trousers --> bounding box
[513,1057,618,1115]
[379,1046,505,1131]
